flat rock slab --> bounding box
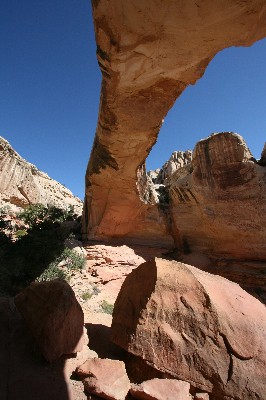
[130,378,191,400]
[194,393,209,400]
[76,358,130,400]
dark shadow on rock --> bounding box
[111,259,158,350]
[85,323,126,361]
[0,297,84,400]
[124,352,169,384]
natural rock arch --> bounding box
[83,0,266,249]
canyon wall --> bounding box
[0,137,82,214]
[163,132,266,260]
[84,0,266,248]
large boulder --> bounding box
[111,258,266,400]
[15,279,85,362]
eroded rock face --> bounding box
[83,0,266,246]
[168,132,266,260]
[0,137,82,214]
[15,279,85,362]
[111,258,266,400]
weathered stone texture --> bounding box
[84,0,266,247]
[168,132,266,260]
[0,137,82,213]
[111,258,266,400]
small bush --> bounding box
[57,248,85,271]
[101,300,114,315]
[36,263,67,282]
[35,248,84,283]
[18,204,47,227]
[81,286,100,301]
[15,229,27,239]
[81,291,93,301]
[0,207,13,237]
[18,204,78,228]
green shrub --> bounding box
[0,206,11,218]
[36,263,67,282]
[81,290,93,301]
[101,300,114,315]
[18,204,47,227]
[0,207,13,236]
[57,248,85,271]
[18,204,77,228]
[15,229,27,239]
[0,203,81,296]
[81,285,100,301]
[35,248,84,283]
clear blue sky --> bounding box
[1,1,266,200]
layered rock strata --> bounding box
[84,0,266,246]
[111,258,266,400]
[167,133,266,260]
[0,137,82,214]
[144,133,266,302]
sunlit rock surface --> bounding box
[83,0,266,247]
[0,137,82,214]
[168,132,266,260]
[111,258,266,399]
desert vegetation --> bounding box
[0,203,85,295]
